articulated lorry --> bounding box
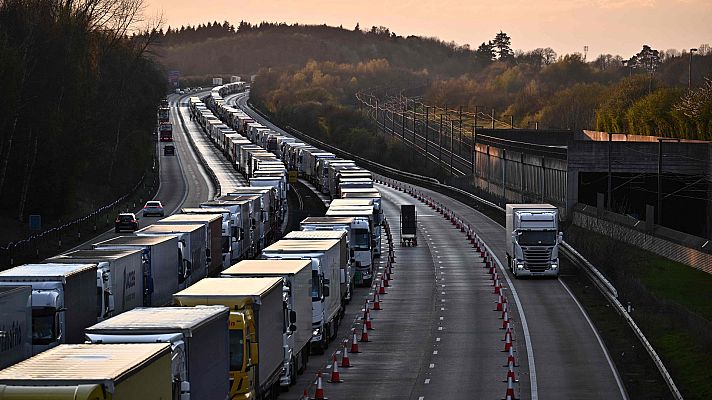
[261,239,342,353]
[201,199,253,261]
[301,216,371,286]
[330,198,382,257]
[93,235,180,307]
[0,286,32,369]
[182,207,235,269]
[505,204,562,278]
[45,249,143,322]
[156,214,223,276]
[324,208,375,284]
[86,306,230,400]
[135,224,207,288]
[0,264,97,355]
[173,277,284,400]
[221,260,312,388]
[0,343,173,399]
[283,230,352,304]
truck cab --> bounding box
[505,204,562,278]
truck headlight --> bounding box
[550,264,558,269]
[516,264,524,270]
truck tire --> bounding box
[289,357,297,386]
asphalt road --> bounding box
[232,89,628,400]
[70,93,214,250]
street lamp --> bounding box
[689,48,698,90]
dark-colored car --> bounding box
[143,200,165,217]
[164,145,175,156]
[115,213,139,233]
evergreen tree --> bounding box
[475,41,495,64]
[492,31,513,60]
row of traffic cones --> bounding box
[303,199,396,400]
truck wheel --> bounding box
[290,357,297,386]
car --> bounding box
[164,145,175,156]
[143,200,165,217]
[115,213,139,232]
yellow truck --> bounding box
[0,343,172,399]
[173,277,284,400]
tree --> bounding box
[354,22,360,32]
[629,45,661,75]
[593,54,623,71]
[492,31,513,61]
[475,41,495,65]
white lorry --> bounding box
[135,224,208,288]
[182,207,236,269]
[221,259,312,388]
[323,208,374,285]
[0,264,97,354]
[505,204,562,278]
[93,235,180,307]
[261,239,342,353]
[45,249,143,322]
[0,286,32,369]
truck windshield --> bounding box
[32,308,56,345]
[229,330,244,371]
[311,270,322,300]
[353,229,370,250]
[518,230,557,246]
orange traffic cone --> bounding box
[313,371,327,400]
[359,323,370,342]
[363,305,373,330]
[496,293,504,311]
[301,388,310,400]
[328,355,343,383]
[503,330,513,352]
[341,341,352,367]
[504,375,516,400]
[350,328,360,353]
[383,272,390,287]
[372,292,382,310]
[494,278,501,294]
[502,309,510,329]
[378,280,387,294]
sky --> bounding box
[144,0,712,58]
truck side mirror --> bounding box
[558,232,564,244]
[323,286,330,297]
[349,249,355,258]
[290,324,297,332]
[290,310,297,324]
[322,278,330,285]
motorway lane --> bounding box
[70,93,214,250]
[385,178,627,400]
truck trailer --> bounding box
[135,224,207,288]
[85,306,230,400]
[173,277,284,400]
[221,260,312,388]
[93,235,180,307]
[156,214,223,276]
[505,204,562,278]
[0,343,173,399]
[0,286,32,369]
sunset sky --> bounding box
[145,0,712,58]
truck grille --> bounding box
[524,247,552,272]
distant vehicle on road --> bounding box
[143,201,165,217]
[159,122,173,142]
[115,213,139,232]
[163,145,175,156]
[400,204,417,246]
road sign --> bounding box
[29,215,41,231]
[288,171,298,184]
[168,70,181,87]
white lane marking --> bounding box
[419,397,425,400]
[487,242,539,400]
[559,279,628,400]
[433,350,438,355]
[437,326,443,331]
[424,379,430,384]
[429,363,435,368]
[439,316,444,320]
[436,337,441,342]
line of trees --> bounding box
[0,0,166,224]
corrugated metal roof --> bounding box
[0,344,169,383]
[330,199,373,206]
[301,217,355,224]
[223,259,311,275]
[325,209,372,217]
[0,263,95,279]
[173,277,281,298]
[263,239,339,252]
[86,306,228,332]
[47,249,141,261]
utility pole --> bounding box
[401,102,406,141]
[689,48,698,90]
[607,131,612,210]
[458,106,463,156]
[425,106,429,166]
[439,114,443,169]
[491,108,496,129]
[450,121,454,175]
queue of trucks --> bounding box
[0,81,561,399]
